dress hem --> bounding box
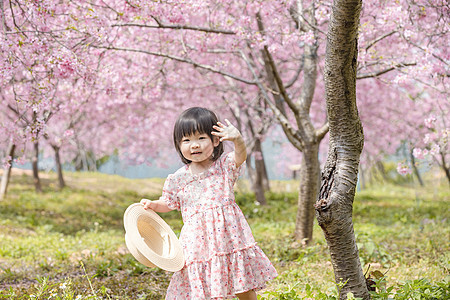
[184,242,258,267]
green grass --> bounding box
[0,170,448,299]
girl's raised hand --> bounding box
[212,119,242,142]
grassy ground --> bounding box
[0,169,448,299]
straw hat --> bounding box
[123,203,185,272]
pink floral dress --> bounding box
[161,152,278,299]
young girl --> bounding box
[140,107,277,300]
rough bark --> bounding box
[315,0,369,299]
[32,141,42,193]
[0,143,15,200]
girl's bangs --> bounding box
[180,119,207,137]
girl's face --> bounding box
[179,131,220,165]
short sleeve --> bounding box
[221,152,244,183]
[159,174,180,211]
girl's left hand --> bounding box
[212,119,242,142]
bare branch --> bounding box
[92,45,256,85]
[256,13,299,115]
[240,50,304,151]
[112,22,236,35]
[394,70,448,94]
[8,0,24,36]
[124,0,138,8]
[284,5,319,115]
[357,62,416,79]
[289,2,326,36]
[365,30,397,51]
[7,104,30,125]
[404,37,449,66]
[0,0,11,33]
[285,62,304,88]
[263,46,299,114]
[316,122,329,141]
[222,77,274,153]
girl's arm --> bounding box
[232,134,247,168]
[140,198,174,213]
[212,119,247,167]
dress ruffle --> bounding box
[166,244,278,300]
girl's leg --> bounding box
[236,290,257,300]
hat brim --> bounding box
[124,233,156,268]
[123,203,185,272]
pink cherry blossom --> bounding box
[430,144,441,156]
[424,115,437,129]
[397,162,412,176]
[0,0,447,182]
[413,148,426,160]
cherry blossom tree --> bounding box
[1,1,448,243]
[82,0,330,244]
[89,0,447,243]
[407,111,449,184]
[0,0,102,193]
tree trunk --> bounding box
[245,139,268,205]
[52,145,66,189]
[254,138,270,192]
[0,143,15,200]
[253,171,266,206]
[245,161,266,205]
[262,168,270,191]
[410,147,424,186]
[375,160,389,182]
[32,141,42,193]
[316,0,369,299]
[438,152,450,185]
[294,142,320,244]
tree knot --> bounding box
[314,198,330,211]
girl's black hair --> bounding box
[173,107,224,164]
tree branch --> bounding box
[0,0,11,32]
[289,2,327,36]
[240,50,304,151]
[262,46,299,115]
[112,22,236,35]
[7,104,30,125]
[222,77,274,152]
[8,0,24,36]
[403,37,449,66]
[357,62,416,79]
[316,122,329,141]
[285,62,304,88]
[365,30,397,51]
[92,45,256,85]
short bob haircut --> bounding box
[173,107,224,164]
